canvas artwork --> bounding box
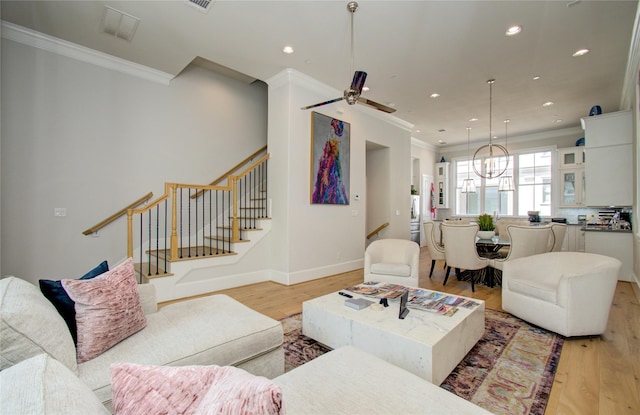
[310,112,350,205]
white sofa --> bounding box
[0,276,284,410]
[502,252,621,337]
[1,346,492,415]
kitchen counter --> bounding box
[582,226,632,233]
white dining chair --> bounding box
[490,225,552,272]
[423,221,446,279]
[548,223,567,252]
[440,223,489,292]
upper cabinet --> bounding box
[581,110,633,207]
[558,147,585,169]
[435,162,449,209]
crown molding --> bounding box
[437,126,584,153]
[1,21,174,85]
[411,137,438,151]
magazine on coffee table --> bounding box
[345,283,480,317]
[345,282,407,299]
[405,288,480,316]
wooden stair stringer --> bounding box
[146,218,273,302]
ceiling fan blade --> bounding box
[350,71,367,94]
[357,97,396,114]
[300,96,345,110]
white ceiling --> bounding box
[2,0,638,147]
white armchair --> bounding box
[502,252,621,337]
[548,223,567,252]
[364,239,420,287]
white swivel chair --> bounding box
[440,223,489,292]
[502,252,621,336]
[423,221,446,279]
[548,223,567,252]
[490,225,551,272]
[364,239,420,287]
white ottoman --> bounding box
[273,346,491,414]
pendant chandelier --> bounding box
[498,119,515,192]
[473,79,509,179]
[461,127,476,193]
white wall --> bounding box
[366,146,391,243]
[1,38,267,284]
[266,69,413,285]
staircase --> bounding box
[127,153,270,287]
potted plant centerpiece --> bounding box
[477,213,496,240]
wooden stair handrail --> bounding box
[367,222,390,239]
[83,192,153,235]
[192,145,267,199]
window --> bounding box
[517,151,552,216]
[454,149,552,216]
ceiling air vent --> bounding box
[185,0,214,13]
[100,6,140,41]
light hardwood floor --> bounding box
[160,247,640,415]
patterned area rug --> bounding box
[280,309,563,415]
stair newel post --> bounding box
[170,183,179,261]
[127,208,134,259]
[231,175,240,243]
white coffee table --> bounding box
[302,288,485,385]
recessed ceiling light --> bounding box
[542,101,554,107]
[572,48,590,57]
[362,86,370,92]
[430,93,440,98]
[438,139,446,144]
[553,119,563,124]
[415,129,421,133]
[469,118,479,122]
[506,25,522,36]
[282,46,294,54]
[532,76,541,80]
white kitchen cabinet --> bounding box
[435,162,449,209]
[581,110,632,147]
[559,168,585,207]
[584,231,633,281]
[581,110,633,207]
[558,147,585,169]
[562,225,585,252]
[585,145,632,206]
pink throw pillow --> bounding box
[62,258,146,363]
[110,363,284,415]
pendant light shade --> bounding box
[499,119,514,192]
[473,79,509,179]
[461,127,476,193]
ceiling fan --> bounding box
[301,2,396,114]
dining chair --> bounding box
[548,223,567,252]
[423,221,446,279]
[490,225,552,272]
[440,223,489,292]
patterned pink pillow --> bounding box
[62,258,146,363]
[110,363,284,415]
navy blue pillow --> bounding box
[39,261,109,344]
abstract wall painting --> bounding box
[310,112,350,205]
